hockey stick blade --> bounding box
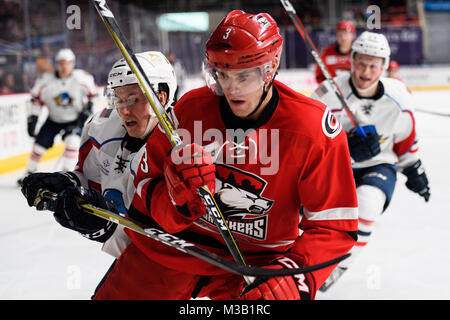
[39,189,349,278]
[92,0,249,274]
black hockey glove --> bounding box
[347,125,381,162]
[27,115,38,137]
[21,171,80,210]
[54,186,117,242]
[402,160,430,202]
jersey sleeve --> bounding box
[74,69,98,101]
[130,126,184,232]
[391,88,420,169]
[73,113,101,190]
[29,74,50,114]
[310,81,342,113]
[290,121,358,295]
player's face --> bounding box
[352,54,385,89]
[216,67,267,119]
[57,60,74,78]
[115,84,153,138]
[336,30,354,49]
[388,70,398,78]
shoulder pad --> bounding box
[72,69,95,84]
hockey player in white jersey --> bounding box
[311,31,430,291]
[19,48,97,185]
[20,51,177,256]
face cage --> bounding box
[202,60,274,97]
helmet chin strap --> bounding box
[139,116,156,139]
[139,90,169,139]
[139,106,161,139]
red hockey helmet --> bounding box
[205,10,283,70]
[336,20,356,33]
[388,60,399,71]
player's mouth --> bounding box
[229,99,246,107]
[359,75,372,82]
[124,120,137,127]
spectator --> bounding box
[0,73,16,94]
[35,44,54,77]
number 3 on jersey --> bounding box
[140,148,149,173]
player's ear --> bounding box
[272,56,280,72]
[158,90,168,107]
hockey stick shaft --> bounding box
[415,108,450,117]
[91,0,249,278]
[38,189,349,278]
[280,0,363,132]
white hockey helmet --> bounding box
[107,51,177,107]
[55,48,76,63]
[351,31,391,69]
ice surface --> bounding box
[0,90,448,300]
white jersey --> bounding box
[73,107,147,256]
[30,69,96,123]
[310,73,419,170]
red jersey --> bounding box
[315,44,352,83]
[129,80,358,293]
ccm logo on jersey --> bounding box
[321,109,342,139]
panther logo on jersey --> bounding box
[199,164,274,240]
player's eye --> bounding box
[237,75,248,83]
[114,96,137,109]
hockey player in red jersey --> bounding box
[311,31,430,291]
[92,10,358,300]
[387,60,404,81]
[314,20,356,84]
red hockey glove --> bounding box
[164,143,216,219]
[239,256,313,300]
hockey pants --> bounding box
[93,242,244,300]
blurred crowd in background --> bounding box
[0,0,445,94]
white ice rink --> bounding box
[0,90,449,300]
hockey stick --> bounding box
[38,189,349,278]
[91,0,250,278]
[280,0,366,135]
[415,108,450,117]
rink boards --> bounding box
[1,66,450,175]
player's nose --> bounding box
[118,104,132,116]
